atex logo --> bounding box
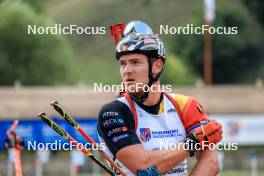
[102,111,119,118]
[103,118,125,127]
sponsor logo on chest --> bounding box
[140,128,183,142]
[167,108,176,113]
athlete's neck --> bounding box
[143,81,162,106]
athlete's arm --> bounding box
[117,119,222,175]
[97,100,141,157]
[190,149,220,176]
[181,97,221,176]
[116,143,190,175]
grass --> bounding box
[47,0,201,84]
[221,170,264,176]
[78,170,264,176]
[46,0,264,85]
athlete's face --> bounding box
[119,53,149,93]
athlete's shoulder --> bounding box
[98,99,131,118]
[168,93,204,113]
[97,99,140,156]
[97,99,135,130]
[168,93,208,132]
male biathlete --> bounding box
[97,21,222,176]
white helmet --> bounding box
[116,21,165,61]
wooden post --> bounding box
[204,20,213,85]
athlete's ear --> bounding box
[152,58,163,74]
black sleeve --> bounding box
[97,100,141,157]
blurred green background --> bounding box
[0,0,263,176]
[0,0,263,86]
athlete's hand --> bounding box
[184,120,222,156]
[189,120,222,144]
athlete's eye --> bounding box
[120,62,127,69]
[120,61,126,66]
[132,60,140,65]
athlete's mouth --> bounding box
[125,78,135,82]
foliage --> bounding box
[242,0,264,27]
[161,54,196,85]
[0,0,75,85]
[172,1,264,84]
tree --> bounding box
[0,0,49,12]
[0,0,75,85]
[161,54,196,85]
[172,2,264,84]
[242,0,264,27]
